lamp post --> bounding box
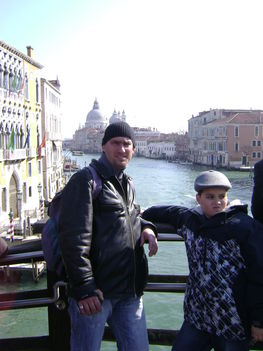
[17,191,23,235]
[37,183,44,219]
[8,209,14,242]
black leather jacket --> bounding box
[58,156,156,301]
[251,159,263,224]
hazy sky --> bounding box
[2,0,263,138]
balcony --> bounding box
[3,149,26,161]
[26,148,37,158]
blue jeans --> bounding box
[172,321,250,351]
[68,296,149,351]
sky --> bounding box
[1,0,263,138]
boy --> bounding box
[143,170,263,351]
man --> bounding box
[251,159,263,223]
[58,121,158,351]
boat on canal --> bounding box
[71,150,84,156]
[63,158,80,172]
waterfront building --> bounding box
[133,127,161,157]
[188,109,263,168]
[40,78,64,201]
[144,133,189,160]
[147,140,176,159]
[0,41,44,232]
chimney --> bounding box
[26,46,34,58]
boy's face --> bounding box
[196,187,228,218]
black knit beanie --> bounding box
[102,122,135,146]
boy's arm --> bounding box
[142,205,188,231]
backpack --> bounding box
[41,165,102,276]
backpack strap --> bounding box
[87,165,102,199]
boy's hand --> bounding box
[251,325,263,343]
[140,228,158,256]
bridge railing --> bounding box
[0,223,261,350]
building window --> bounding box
[23,182,27,203]
[252,152,256,158]
[25,74,29,100]
[257,152,261,158]
[9,69,13,91]
[36,78,39,103]
[255,126,259,137]
[29,186,32,197]
[257,140,261,147]
[1,188,7,212]
[28,162,32,176]
[234,127,239,137]
[0,64,3,88]
[252,140,256,147]
[235,143,239,152]
[3,65,8,90]
[17,70,23,92]
[38,160,41,174]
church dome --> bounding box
[109,110,120,124]
[109,110,127,124]
[85,99,106,129]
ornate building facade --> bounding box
[0,41,63,233]
[41,78,64,201]
[188,109,263,168]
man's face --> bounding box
[102,137,135,171]
[196,187,228,218]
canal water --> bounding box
[0,154,255,350]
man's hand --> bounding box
[78,289,104,315]
[251,325,263,343]
[140,228,158,256]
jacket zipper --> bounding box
[115,176,137,296]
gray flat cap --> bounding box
[194,170,232,192]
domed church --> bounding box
[85,98,107,129]
[72,99,128,153]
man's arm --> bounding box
[77,289,104,315]
[58,170,97,301]
[251,325,263,343]
[140,227,158,256]
[240,218,263,335]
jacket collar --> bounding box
[191,200,248,219]
[90,153,125,181]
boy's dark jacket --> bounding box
[58,158,156,301]
[143,202,263,336]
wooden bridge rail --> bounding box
[0,222,261,350]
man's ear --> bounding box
[196,193,201,204]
